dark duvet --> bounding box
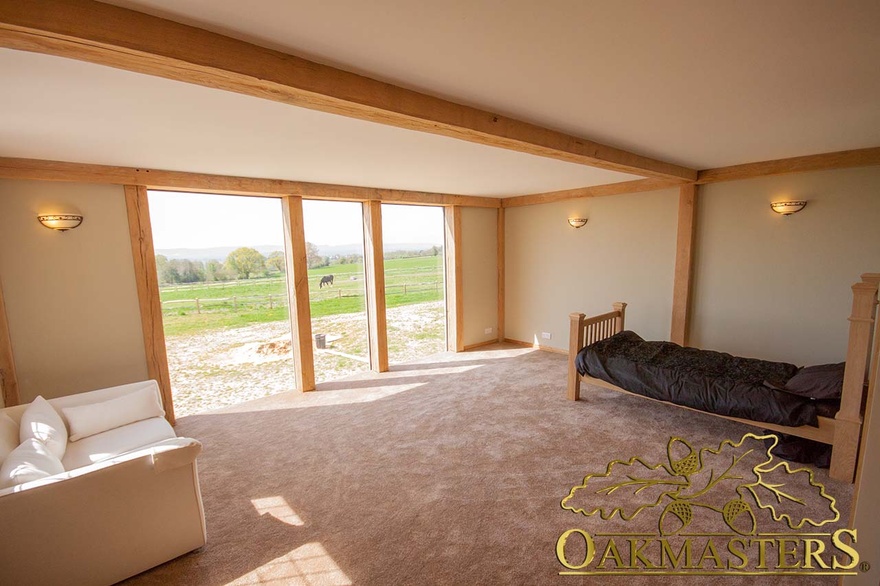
[575,331,838,428]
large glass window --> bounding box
[381,204,446,364]
[148,191,293,416]
[302,200,370,382]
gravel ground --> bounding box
[167,301,445,416]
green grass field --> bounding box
[160,255,443,336]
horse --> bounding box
[319,274,334,288]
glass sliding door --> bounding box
[381,204,446,364]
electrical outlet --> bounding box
[484,327,493,335]
[541,332,552,340]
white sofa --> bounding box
[0,380,206,586]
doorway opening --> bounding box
[148,190,295,416]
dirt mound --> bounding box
[257,338,291,356]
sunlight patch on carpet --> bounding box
[252,496,305,526]
[229,542,351,585]
[199,382,431,414]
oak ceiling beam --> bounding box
[500,177,684,208]
[697,147,880,184]
[0,0,697,182]
[0,157,500,208]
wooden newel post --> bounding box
[568,312,586,401]
[613,302,627,334]
[831,279,879,482]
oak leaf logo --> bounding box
[561,433,839,534]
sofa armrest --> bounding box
[151,437,202,473]
[0,437,201,498]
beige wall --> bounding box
[0,179,148,403]
[505,188,679,350]
[461,207,498,347]
[691,167,880,365]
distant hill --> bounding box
[155,245,283,261]
[156,242,440,261]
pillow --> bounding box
[20,396,68,460]
[0,412,18,464]
[783,363,846,400]
[62,387,165,442]
[0,438,65,488]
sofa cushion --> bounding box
[62,416,176,470]
[0,438,65,488]
[63,386,166,442]
[20,396,68,460]
[0,413,17,464]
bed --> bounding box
[567,273,880,483]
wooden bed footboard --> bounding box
[833,273,880,482]
[568,274,880,483]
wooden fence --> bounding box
[160,282,441,314]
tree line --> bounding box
[156,244,442,285]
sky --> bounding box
[148,190,445,249]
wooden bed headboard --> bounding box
[567,302,626,400]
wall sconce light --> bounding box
[770,201,807,216]
[38,214,84,231]
[567,217,588,229]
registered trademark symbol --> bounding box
[859,561,870,572]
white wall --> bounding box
[0,179,148,402]
[505,188,679,350]
[461,207,498,347]
[691,166,880,365]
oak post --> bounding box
[670,184,698,346]
[124,185,175,424]
[363,200,388,372]
[0,279,20,407]
[281,196,315,391]
[444,206,464,352]
[497,207,505,343]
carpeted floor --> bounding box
[123,344,854,585]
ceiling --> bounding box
[2,0,879,197]
[0,49,639,197]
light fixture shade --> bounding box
[567,217,588,229]
[770,201,807,215]
[38,214,84,231]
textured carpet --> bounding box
[123,345,853,585]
